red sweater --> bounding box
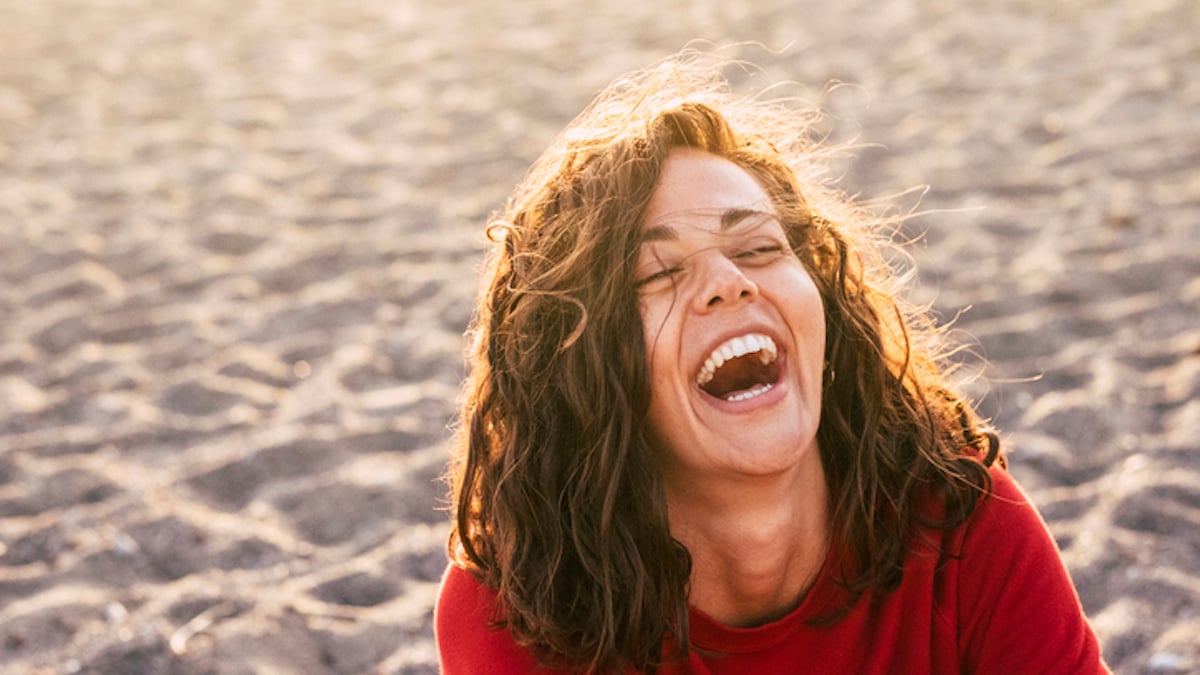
[436,467,1109,673]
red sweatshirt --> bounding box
[436,467,1109,673]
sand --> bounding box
[0,0,1196,672]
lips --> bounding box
[695,332,782,401]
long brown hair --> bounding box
[447,53,1001,672]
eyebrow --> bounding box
[638,207,775,244]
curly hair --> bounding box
[447,52,1002,673]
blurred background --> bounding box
[0,0,1196,673]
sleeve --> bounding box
[435,563,558,674]
[955,467,1111,674]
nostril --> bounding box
[703,285,753,309]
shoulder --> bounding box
[437,561,492,617]
[952,466,1072,601]
[965,464,1044,543]
[953,465,1109,674]
[958,465,1082,582]
[435,563,552,674]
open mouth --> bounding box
[695,333,782,402]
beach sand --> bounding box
[0,0,1197,672]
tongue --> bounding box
[701,355,778,399]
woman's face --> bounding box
[637,148,826,480]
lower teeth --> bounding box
[725,383,773,402]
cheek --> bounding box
[800,286,827,345]
[797,275,824,320]
[769,267,826,342]
[638,301,655,357]
[638,296,674,364]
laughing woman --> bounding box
[436,54,1109,674]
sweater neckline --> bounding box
[686,544,847,653]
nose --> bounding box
[693,255,758,313]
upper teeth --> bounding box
[696,333,778,386]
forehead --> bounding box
[640,148,774,235]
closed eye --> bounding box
[732,244,786,264]
[636,267,682,288]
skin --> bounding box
[637,147,830,627]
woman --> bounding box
[436,54,1108,673]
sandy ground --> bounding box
[0,0,1197,672]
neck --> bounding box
[664,451,829,627]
